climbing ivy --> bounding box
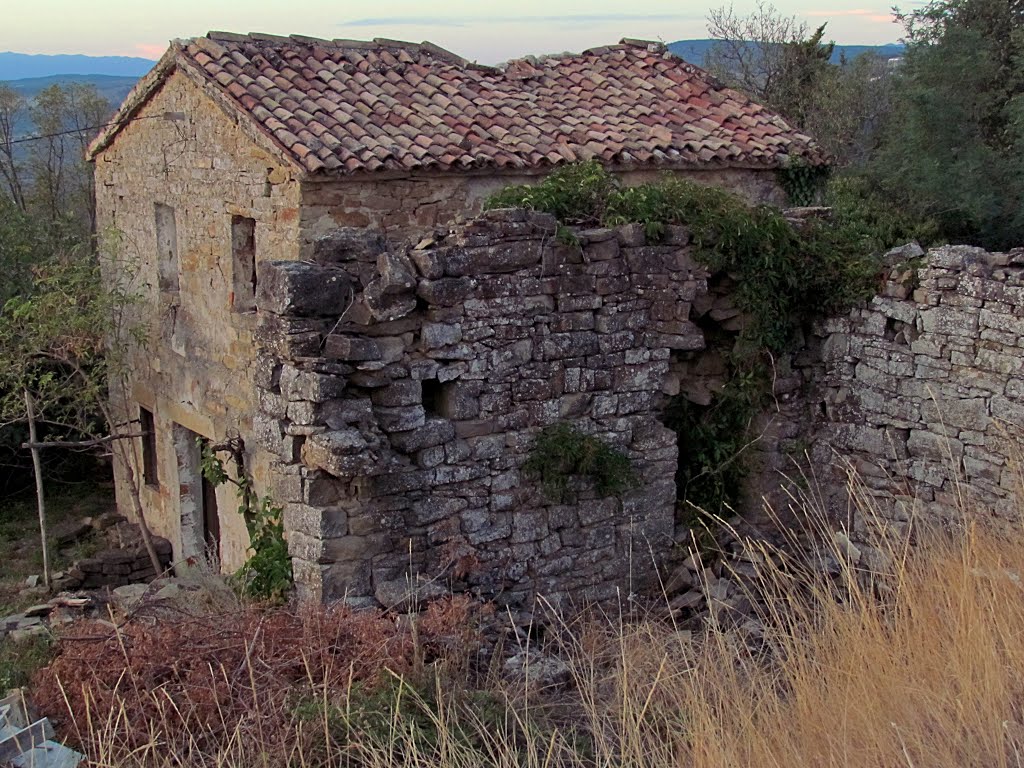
[488,161,935,517]
[486,160,884,356]
[523,424,638,503]
[777,158,831,206]
[199,437,293,602]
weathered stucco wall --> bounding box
[94,70,305,570]
[297,167,787,250]
[805,244,1024,542]
[253,210,711,607]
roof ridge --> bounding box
[619,38,667,52]
[204,31,464,58]
[89,32,827,175]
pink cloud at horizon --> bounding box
[805,8,895,24]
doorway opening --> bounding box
[172,424,222,566]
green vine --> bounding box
[199,437,293,602]
[487,160,883,356]
[523,424,638,503]
[777,158,831,206]
[488,161,934,518]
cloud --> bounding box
[343,13,702,28]
[805,8,895,23]
[133,42,167,58]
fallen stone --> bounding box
[111,583,150,610]
[669,590,705,611]
[22,605,53,619]
[502,652,571,687]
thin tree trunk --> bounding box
[24,390,50,591]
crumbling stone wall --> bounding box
[297,167,787,251]
[253,210,712,608]
[806,244,1024,539]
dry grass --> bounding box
[29,488,1024,767]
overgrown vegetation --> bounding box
[200,438,293,601]
[487,160,908,356]
[26,481,1024,768]
[663,367,768,517]
[523,423,639,502]
[489,161,933,515]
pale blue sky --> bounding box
[4,0,904,63]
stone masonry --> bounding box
[806,244,1024,541]
[252,209,709,608]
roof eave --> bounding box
[86,45,181,160]
[87,39,308,178]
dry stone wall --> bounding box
[253,210,711,608]
[807,244,1024,540]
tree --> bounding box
[0,230,162,586]
[871,0,1024,247]
[704,5,905,169]
[704,1,813,107]
[0,84,28,211]
[27,83,110,233]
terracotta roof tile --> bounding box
[89,33,827,173]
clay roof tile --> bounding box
[89,32,827,172]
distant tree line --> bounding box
[705,0,1023,249]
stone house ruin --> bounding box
[87,31,827,606]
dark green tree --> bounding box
[872,0,1024,248]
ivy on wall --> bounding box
[488,161,932,517]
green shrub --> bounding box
[489,161,936,517]
[524,424,638,503]
[200,440,293,602]
[486,160,916,356]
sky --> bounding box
[3,0,905,64]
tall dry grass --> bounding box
[35,485,1024,768]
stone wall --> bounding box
[806,244,1024,540]
[94,67,786,581]
[94,69,305,571]
[253,210,712,608]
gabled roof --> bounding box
[88,32,826,176]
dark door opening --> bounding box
[173,425,222,566]
[200,446,221,559]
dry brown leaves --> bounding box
[31,596,488,762]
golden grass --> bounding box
[39,490,1024,768]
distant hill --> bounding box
[667,39,905,67]
[3,74,139,104]
[0,51,155,80]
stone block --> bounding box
[302,430,379,477]
[319,398,374,429]
[422,322,463,349]
[375,405,426,432]
[371,380,423,407]
[311,228,386,265]
[388,419,456,453]
[257,261,352,317]
[280,365,346,402]
[323,335,382,362]
[906,430,964,460]
[417,277,475,306]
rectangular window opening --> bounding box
[139,406,159,487]
[154,203,179,293]
[422,377,444,417]
[231,215,257,312]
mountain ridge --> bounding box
[0,51,155,81]
[667,39,905,67]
